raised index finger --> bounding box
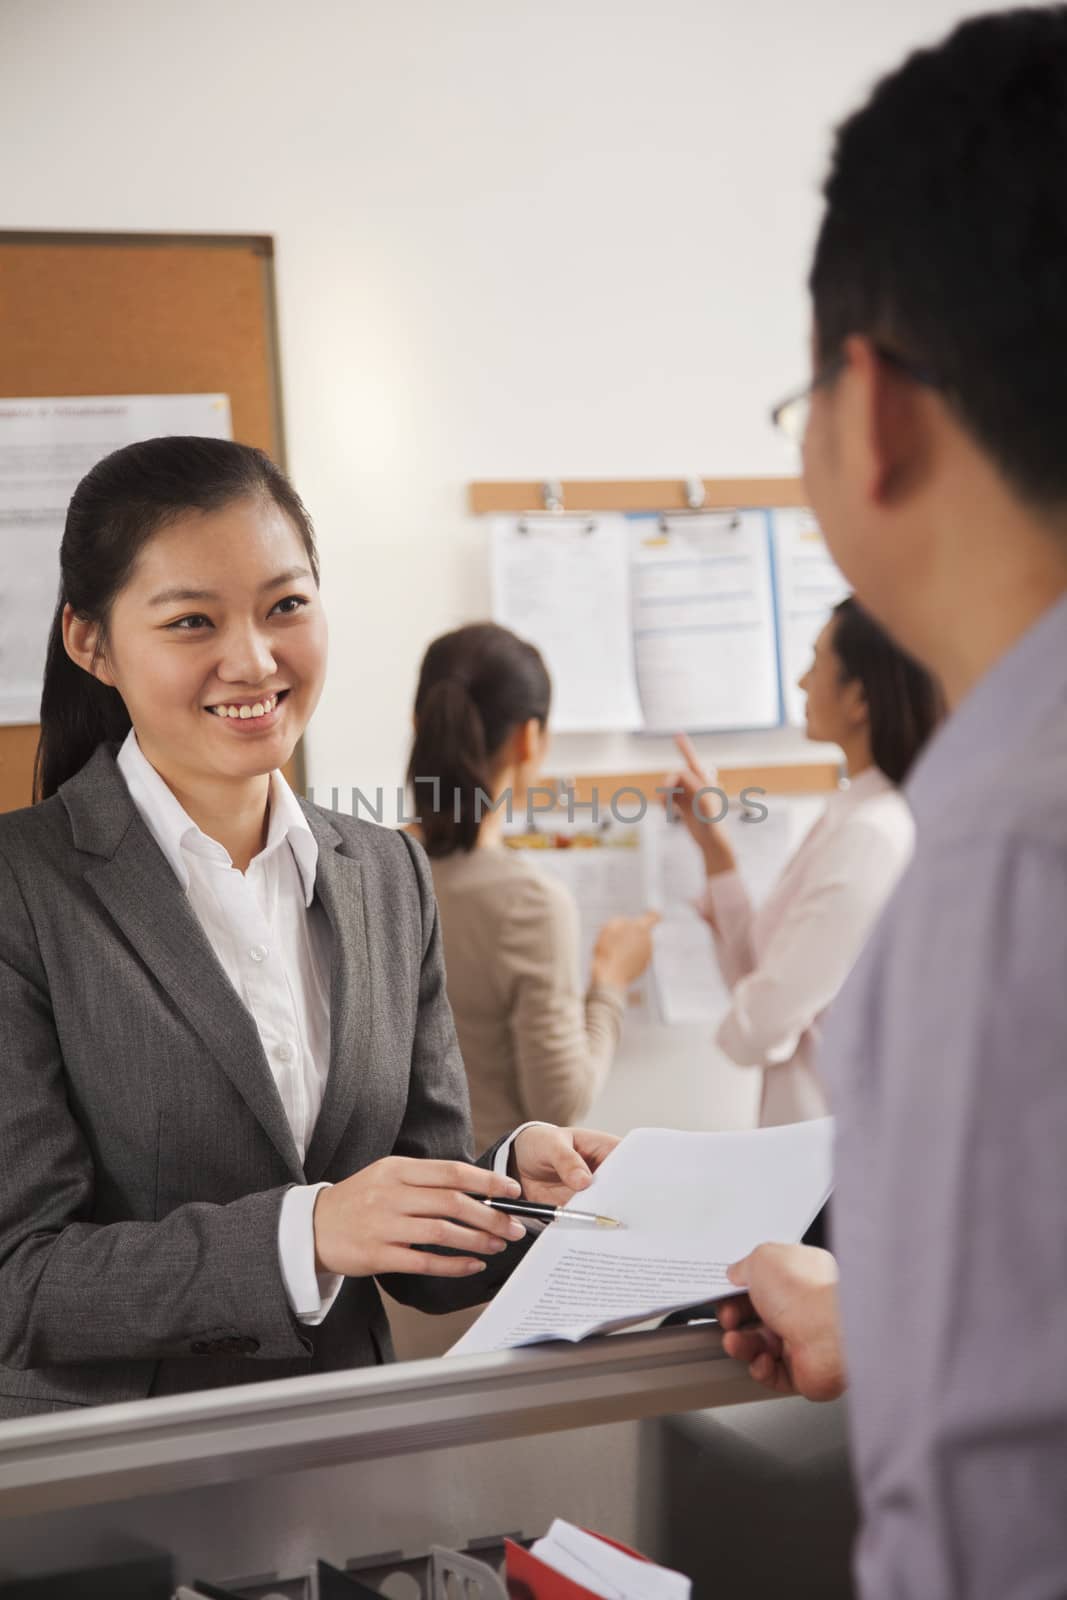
[404,1160,521,1199]
[675,731,704,777]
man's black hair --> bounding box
[811,6,1067,511]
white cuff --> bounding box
[278,1182,344,1325]
[494,1121,551,1179]
[496,1122,554,1235]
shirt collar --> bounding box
[116,730,318,905]
[906,589,1067,822]
[264,765,319,906]
[826,764,894,816]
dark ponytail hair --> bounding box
[409,623,551,858]
[830,597,944,784]
[34,436,319,802]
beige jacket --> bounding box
[429,845,625,1150]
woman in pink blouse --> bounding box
[671,597,942,1126]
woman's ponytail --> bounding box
[408,679,491,857]
[408,623,551,858]
[33,603,132,803]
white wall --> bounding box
[0,0,1003,798]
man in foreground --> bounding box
[720,10,1067,1595]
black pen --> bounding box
[483,1197,622,1229]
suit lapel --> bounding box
[63,747,373,1186]
[300,805,370,1182]
[66,748,305,1183]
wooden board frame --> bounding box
[541,763,840,803]
[469,477,807,514]
[0,228,299,812]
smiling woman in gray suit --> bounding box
[0,437,616,1420]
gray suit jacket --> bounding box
[0,745,533,1420]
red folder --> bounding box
[504,1531,652,1600]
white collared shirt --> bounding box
[117,730,340,1322]
[704,765,915,1126]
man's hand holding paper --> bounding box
[718,1242,846,1400]
[449,1119,834,1355]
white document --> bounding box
[645,810,728,1026]
[530,1520,690,1600]
[516,831,653,1016]
[490,514,642,732]
[0,394,232,724]
[630,512,780,732]
[648,915,728,1025]
[643,805,793,1025]
[449,1119,833,1354]
[507,795,796,1028]
[770,507,850,727]
[528,834,647,978]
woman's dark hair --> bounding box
[408,623,551,858]
[829,597,943,785]
[34,436,319,802]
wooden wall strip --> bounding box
[469,477,807,514]
[542,763,840,802]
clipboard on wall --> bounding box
[479,478,847,738]
[486,497,783,735]
[629,506,781,732]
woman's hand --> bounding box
[716,1242,846,1401]
[511,1125,621,1207]
[665,732,737,877]
[312,1158,528,1279]
[591,910,660,990]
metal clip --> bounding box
[517,481,595,536]
[660,501,742,535]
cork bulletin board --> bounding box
[0,230,294,812]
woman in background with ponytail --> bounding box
[408,623,658,1152]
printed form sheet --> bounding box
[490,514,643,733]
[771,507,850,726]
[631,512,780,732]
[449,1119,834,1353]
[0,395,232,723]
[643,805,791,1024]
[518,831,654,1017]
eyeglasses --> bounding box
[770,347,941,447]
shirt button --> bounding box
[249,944,268,963]
[276,1043,293,1064]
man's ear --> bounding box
[62,605,116,687]
[845,334,931,508]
